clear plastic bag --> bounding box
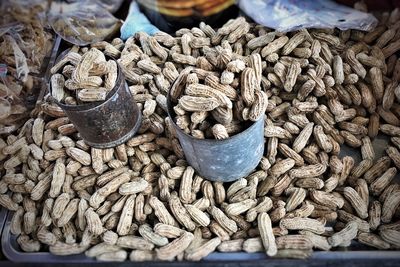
[0,97,11,121]
[3,35,29,83]
[62,0,125,13]
[48,0,121,46]
[120,1,159,40]
[238,0,378,32]
[95,0,125,14]
[0,3,53,75]
[0,78,26,127]
[1,0,49,10]
[0,2,53,131]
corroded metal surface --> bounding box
[50,50,141,148]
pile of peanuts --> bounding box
[50,48,119,105]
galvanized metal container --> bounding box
[50,50,141,148]
[167,91,264,182]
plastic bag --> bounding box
[95,0,125,14]
[3,35,29,83]
[0,1,50,132]
[120,1,159,40]
[1,0,49,10]
[0,3,54,75]
[238,0,378,32]
[48,0,121,46]
[61,0,125,14]
[0,23,23,39]
[0,78,26,126]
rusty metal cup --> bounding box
[167,91,264,182]
[50,50,141,148]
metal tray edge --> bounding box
[1,211,94,263]
[0,208,7,237]
[2,209,400,263]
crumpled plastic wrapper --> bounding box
[48,0,122,46]
[238,0,378,32]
